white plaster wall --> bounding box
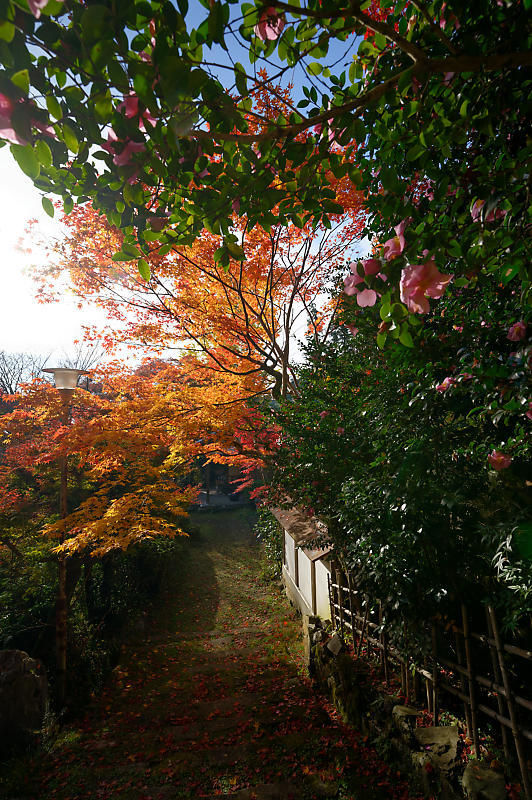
[297,549,313,610]
[315,559,331,620]
[285,531,296,579]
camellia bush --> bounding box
[0,0,529,339]
[268,274,531,639]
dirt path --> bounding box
[12,509,421,800]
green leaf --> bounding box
[0,18,15,43]
[94,91,113,122]
[10,144,40,179]
[291,214,304,228]
[61,123,79,154]
[81,5,113,44]
[515,522,532,560]
[308,62,322,76]
[399,327,414,347]
[406,144,424,161]
[374,32,386,50]
[11,69,29,95]
[41,196,55,217]
[501,265,520,285]
[137,258,151,281]
[108,60,129,89]
[234,62,247,96]
[208,2,227,45]
[46,95,62,121]
[379,301,390,320]
[376,332,387,349]
[112,251,137,262]
[35,140,52,169]
[226,241,245,260]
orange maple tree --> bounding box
[34,80,365,402]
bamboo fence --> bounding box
[327,567,532,798]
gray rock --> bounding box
[326,632,344,656]
[0,650,48,753]
[392,704,419,735]
[312,630,324,644]
[413,725,460,772]
[462,761,507,800]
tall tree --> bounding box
[0,350,48,395]
[34,155,364,397]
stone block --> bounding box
[0,649,48,754]
[392,704,419,736]
[326,632,344,656]
[462,761,507,800]
[413,725,460,772]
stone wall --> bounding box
[304,617,508,800]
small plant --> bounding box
[254,508,284,581]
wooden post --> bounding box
[488,606,532,800]
[413,670,420,704]
[432,623,439,726]
[311,559,317,616]
[357,599,370,658]
[347,572,355,648]
[378,602,384,670]
[454,628,473,740]
[461,604,480,758]
[380,603,389,685]
[328,572,336,630]
[484,608,511,762]
[426,678,433,713]
[403,623,410,701]
[337,569,345,640]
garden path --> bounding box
[23,509,420,800]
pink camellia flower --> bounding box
[526,402,532,421]
[0,93,55,144]
[436,377,454,392]
[336,427,345,436]
[400,260,453,314]
[28,0,62,18]
[0,93,27,145]
[356,288,378,307]
[382,219,408,260]
[254,8,285,41]
[102,131,145,167]
[113,139,145,167]
[343,270,364,296]
[471,198,508,223]
[346,324,358,337]
[231,198,240,214]
[361,258,382,276]
[117,92,156,131]
[507,321,527,342]
[319,410,329,419]
[470,199,485,222]
[487,450,512,471]
[344,262,381,307]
